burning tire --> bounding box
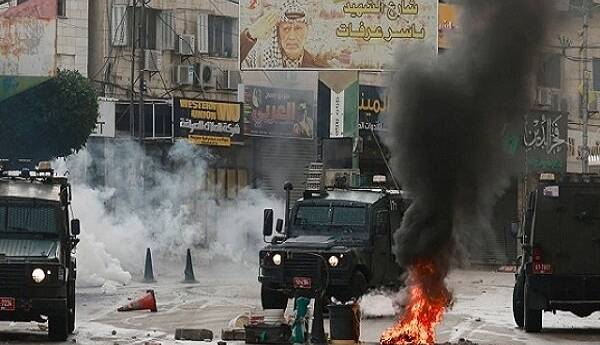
[261,285,288,309]
[512,273,524,328]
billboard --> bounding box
[0,0,58,101]
[239,0,437,70]
[240,84,316,139]
[174,98,243,147]
[359,85,388,134]
[523,111,568,173]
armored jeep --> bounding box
[0,161,80,341]
[513,173,600,332]
[259,184,409,309]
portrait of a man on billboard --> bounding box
[240,0,330,69]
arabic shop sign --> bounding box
[241,84,316,139]
[239,0,437,70]
[174,98,243,147]
[359,85,388,134]
[523,110,567,173]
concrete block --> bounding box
[174,328,214,341]
[221,328,245,341]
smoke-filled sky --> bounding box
[385,1,551,266]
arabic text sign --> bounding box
[0,0,58,101]
[242,85,316,139]
[174,98,243,147]
[239,0,437,70]
[359,85,388,133]
[523,111,567,173]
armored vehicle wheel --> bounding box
[68,281,76,333]
[512,274,524,328]
[261,285,288,309]
[48,305,69,341]
[524,289,542,333]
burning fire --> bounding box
[380,259,451,345]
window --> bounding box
[295,206,330,225]
[197,13,209,54]
[0,205,59,235]
[375,210,389,234]
[593,58,600,92]
[333,207,367,225]
[208,16,238,58]
[538,54,561,89]
[58,0,66,17]
[294,205,367,226]
[111,5,128,46]
[157,10,175,50]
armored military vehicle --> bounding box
[513,172,600,332]
[0,160,80,341]
[259,173,408,309]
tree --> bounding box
[0,70,98,161]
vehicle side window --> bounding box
[375,210,389,235]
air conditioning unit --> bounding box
[219,70,242,90]
[196,63,216,89]
[536,87,554,106]
[144,50,162,72]
[173,65,194,86]
[178,34,195,56]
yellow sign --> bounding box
[187,135,232,147]
[178,99,241,122]
[438,3,459,49]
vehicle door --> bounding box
[371,209,391,284]
[556,186,600,275]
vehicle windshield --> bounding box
[0,204,61,237]
[291,204,367,235]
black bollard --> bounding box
[311,293,326,345]
[183,248,196,283]
[143,248,155,283]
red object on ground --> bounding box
[117,290,157,312]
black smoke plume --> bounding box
[386,1,552,266]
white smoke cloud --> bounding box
[56,139,283,287]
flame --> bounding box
[380,259,451,345]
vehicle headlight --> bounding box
[32,268,46,283]
[272,253,282,266]
[328,255,340,267]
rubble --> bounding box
[174,328,214,341]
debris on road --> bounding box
[222,328,246,341]
[117,290,158,312]
[174,328,214,341]
[497,265,516,273]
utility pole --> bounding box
[138,0,146,140]
[581,0,591,173]
[130,0,137,136]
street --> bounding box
[0,264,599,345]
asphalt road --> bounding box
[0,265,600,344]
